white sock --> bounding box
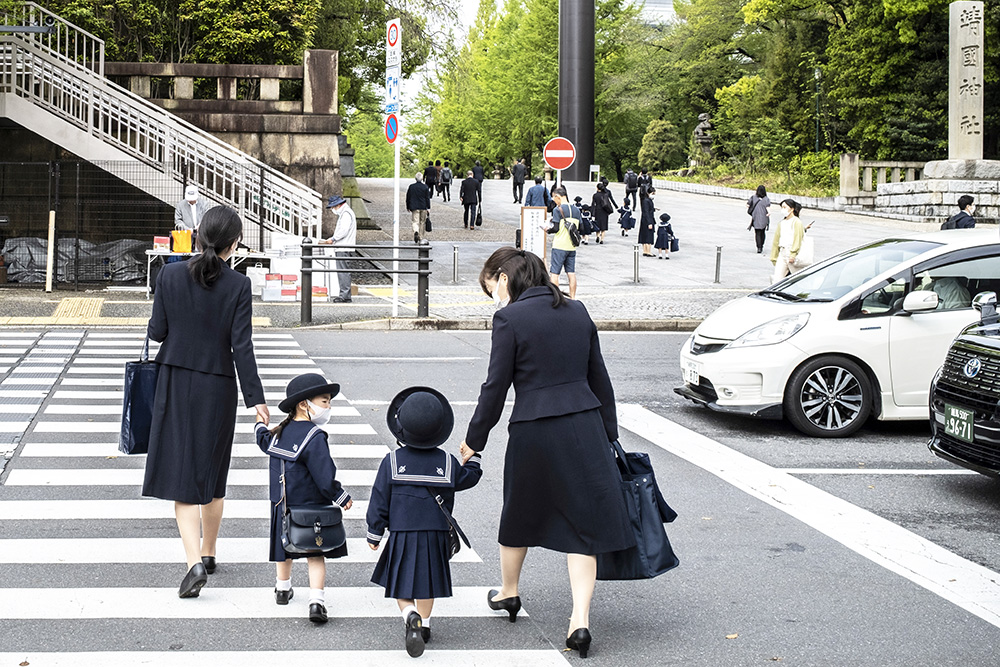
[422,616,430,628]
[309,588,325,605]
[275,579,291,592]
[400,604,417,621]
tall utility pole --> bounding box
[558,0,594,182]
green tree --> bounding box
[637,119,685,170]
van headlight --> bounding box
[726,313,810,349]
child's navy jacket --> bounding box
[255,421,351,507]
[366,445,482,545]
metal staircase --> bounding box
[0,2,323,248]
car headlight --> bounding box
[726,313,810,349]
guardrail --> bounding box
[299,241,432,324]
[0,1,104,75]
[840,153,925,198]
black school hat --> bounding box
[659,213,671,223]
[279,373,341,414]
[387,386,454,450]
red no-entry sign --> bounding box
[543,137,576,171]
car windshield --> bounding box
[763,239,941,302]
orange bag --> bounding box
[171,229,193,253]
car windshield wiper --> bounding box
[759,289,804,301]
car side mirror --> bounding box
[973,291,999,325]
[901,290,939,313]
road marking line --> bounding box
[19,442,386,459]
[0,587,523,620]
[0,651,566,666]
[779,468,979,475]
[619,404,1000,629]
[4,468,377,487]
[0,537,482,564]
[0,498,370,520]
[311,356,481,361]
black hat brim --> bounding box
[278,382,341,414]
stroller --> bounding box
[617,206,636,236]
[577,199,595,245]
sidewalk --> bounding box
[0,178,934,329]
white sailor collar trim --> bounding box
[389,448,452,485]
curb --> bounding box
[298,318,702,332]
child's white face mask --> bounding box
[307,400,331,425]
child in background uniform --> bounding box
[654,213,672,259]
[256,373,353,624]
[367,387,483,658]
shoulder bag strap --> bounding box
[279,459,289,516]
[140,335,151,362]
[425,487,471,548]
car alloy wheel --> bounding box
[785,355,872,437]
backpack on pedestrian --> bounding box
[941,215,958,230]
[441,167,452,184]
[625,172,638,191]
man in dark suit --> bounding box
[472,160,486,203]
[511,158,527,204]
[406,173,431,243]
[460,171,480,231]
[422,161,438,196]
[942,195,976,229]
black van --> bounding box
[928,292,1000,476]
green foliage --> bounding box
[345,110,395,177]
[638,119,685,170]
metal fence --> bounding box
[0,160,175,287]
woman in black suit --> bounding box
[460,247,633,658]
[638,186,656,256]
[143,206,269,598]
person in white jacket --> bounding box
[320,195,356,303]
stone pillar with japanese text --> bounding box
[949,1,984,160]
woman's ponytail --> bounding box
[188,206,243,289]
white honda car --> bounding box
[675,229,1000,437]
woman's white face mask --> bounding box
[306,400,331,425]
[492,274,510,309]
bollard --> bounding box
[300,240,313,325]
[714,245,722,284]
[633,244,640,283]
[453,245,459,283]
[417,242,430,317]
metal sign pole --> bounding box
[386,18,402,318]
[392,130,400,317]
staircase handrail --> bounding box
[1,2,104,75]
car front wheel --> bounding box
[784,355,873,437]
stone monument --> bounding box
[875,1,998,224]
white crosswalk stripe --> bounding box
[0,329,560,663]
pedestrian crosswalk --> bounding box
[0,329,569,665]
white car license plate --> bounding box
[682,360,700,386]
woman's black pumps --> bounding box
[566,628,592,658]
[487,589,522,623]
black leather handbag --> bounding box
[427,487,471,559]
[279,460,346,555]
[119,336,159,455]
[597,440,679,580]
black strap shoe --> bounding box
[274,587,293,605]
[309,602,328,624]
[404,611,425,657]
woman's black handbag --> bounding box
[279,460,346,555]
[119,336,159,455]
[597,440,679,581]
[427,487,471,559]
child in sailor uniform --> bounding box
[255,373,353,624]
[366,386,483,658]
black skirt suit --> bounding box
[638,196,656,245]
[142,261,265,505]
[465,286,635,555]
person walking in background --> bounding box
[638,186,656,256]
[460,247,635,660]
[942,195,976,229]
[434,160,443,198]
[460,170,480,231]
[590,181,614,245]
[524,176,550,209]
[545,185,581,299]
[367,387,483,658]
[472,160,486,202]
[747,185,771,253]
[511,158,527,204]
[637,168,652,197]
[174,185,212,231]
[440,162,453,202]
[320,195,356,303]
[770,198,805,283]
[255,373,353,624]
[623,169,638,211]
[600,176,619,211]
[654,213,672,259]
[143,206,268,599]
[423,161,439,198]
[406,173,431,244]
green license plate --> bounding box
[944,403,975,444]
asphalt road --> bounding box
[3,329,1000,666]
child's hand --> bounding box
[368,542,379,551]
[343,499,353,510]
